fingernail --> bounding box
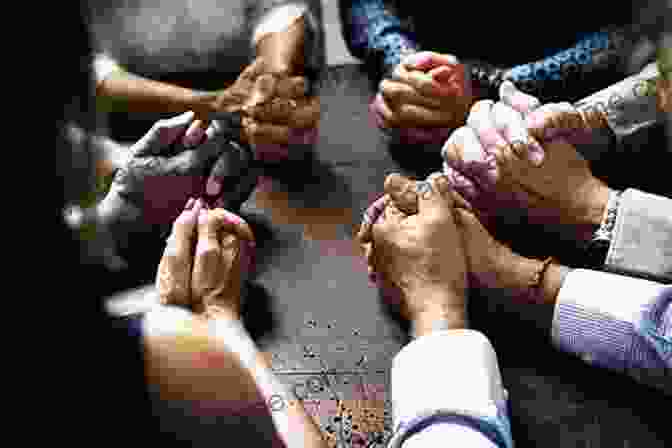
[528,146,545,166]
[206,177,222,196]
[404,52,431,68]
[183,127,204,148]
[185,198,195,210]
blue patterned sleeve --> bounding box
[339,0,420,78]
[502,27,639,102]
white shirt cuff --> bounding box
[391,329,507,432]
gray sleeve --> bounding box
[605,188,672,282]
[575,63,664,142]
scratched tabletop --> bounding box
[104,62,670,447]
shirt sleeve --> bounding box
[552,269,671,394]
[339,0,420,79]
[503,27,640,103]
[93,52,124,87]
[387,329,513,448]
[573,63,663,143]
[605,188,672,282]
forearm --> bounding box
[205,309,328,448]
[255,13,307,76]
[96,70,220,117]
[502,27,639,102]
[339,0,419,78]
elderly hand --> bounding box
[157,199,255,319]
[187,57,320,161]
[363,174,562,302]
[358,173,468,332]
[442,85,612,242]
[370,52,474,144]
[102,111,258,235]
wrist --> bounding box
[572,182,613,242]
[406,287,468,337]
[189,90,221,118]
[411,306,467,338]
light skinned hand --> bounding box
[442,98,611,241]
[370,52,474,142]
[359,173,468,324]
[157,199,255,319]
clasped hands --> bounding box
[359,83,614,330]
[370,51,474,144]
[157,198,255,320]
[193,57,320,158]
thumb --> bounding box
[499,81,540,116]
[133,111,196,157]
[417,172,454,220]
[403,51,459,71]
[244,74,277,110]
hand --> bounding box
[442,93,611,242]
[104,111,257,228]
[157,199,255,319]
[360,174,561,303]
[187,58,320,159]
[358,173,468,332]
[370,52,474,143]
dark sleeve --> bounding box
[338,0,420,79]
[468,27,646,103]
[502,27,644,102]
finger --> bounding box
[428,65,467,97]
[464,100,504,183]
[250,97,320,128]
[397,103,456,127]
[205,143,251,198]
[416,173,454,218]
[491,102,545,166]
[380,201,406,227]
[133,111,196,156]
[499,80,541,116]
[207,208,256,243]
[395,65,440,98]
[426,171,455,200]
[525,102,584,142]
[359,195,391,244]
[239,57,268,81]
[384,173,419,215]
[212,166,258,211]
[380,79,443,109]
[372,93,399,127]
[443,163,479,206]
[192,209,230,310]
[276,76,308,99]
[182,119,207,148]
[244,120,291,145]
[157,198,202,307]
[245,74,277,108]
[402,51,459,71]
[442,126,493,187]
